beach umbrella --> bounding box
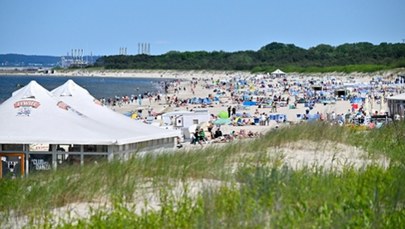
[218,110,229,119]
[213,118,231,125]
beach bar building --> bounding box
[387,93,405,119]
[0,81,179,178]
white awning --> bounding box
[0,80,179,145]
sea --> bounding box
[0,75,172,103]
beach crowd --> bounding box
[106,71,405,145]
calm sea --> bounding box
[0,75,171,103]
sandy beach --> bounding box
[0,68,250,81]
[2,68,403,81]
[2,68,402,141]
[52,69,402,139]
[47,69,400,145]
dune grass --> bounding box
[1,122,404,228]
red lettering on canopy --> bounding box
[14,100,41,109]
[57,101,70,110]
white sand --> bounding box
[269,140,390,171]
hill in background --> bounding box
[0,54,61,67]
[95,42,405,73]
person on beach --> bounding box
[232,106,236,116]
[176,136,183,149]
[138,95,142,106]
[207,122,214,137]
[214,128,223,139]
[198,128,207,144]
[261,112,268,126]
[191,129,199,145]
[272,101,277,112]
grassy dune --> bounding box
[1,122,404,228]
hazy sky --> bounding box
[1,0,404,56]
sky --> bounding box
[0,0,404,56]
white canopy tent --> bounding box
[51,79,179,143]
[0,81,123,145]
[0,81,179,177]
[271,69,286,78]
[1,80,179,145]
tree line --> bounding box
[94,42,405,73]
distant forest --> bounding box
[94,42,405,73]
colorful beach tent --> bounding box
[242,101,257,106]
[217,111,229,119]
